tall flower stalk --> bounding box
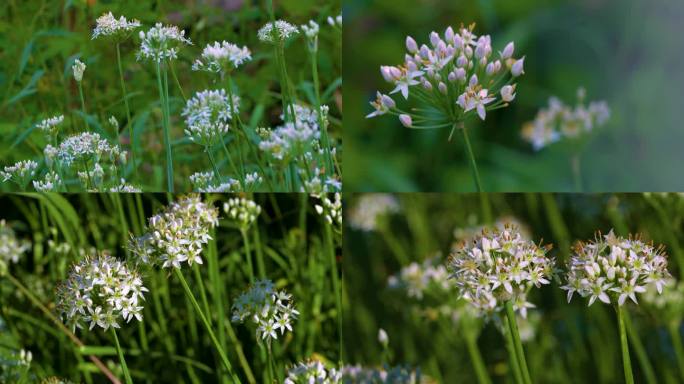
[367,24,525,191]
[72,59,89,131]
[138,23,192,192]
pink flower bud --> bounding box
[399,114,412,127]
[511,57,525,77]
[501,42,514,59]
[406,36,418,53]
[445,26,454,42]
[430,31,440,46]
[438,82,448,94]
[469,74,478,87]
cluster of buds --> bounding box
[56,132,125,167]
[1,160,38,188]
[522,88,611,150]
[72,59,86,82]
[192,41,252,74]
[448,226,554,318]
[56,252,147,331]
[37,115,64,138]
[223,197,262,229]
[91,12,141,40]
[182,89,239,146]
[231,279,299,345]
[300,166,342,194]
[368,23,525,130]
[562,230,670,306]
[257,20,299,44]
[348,194,400,231]
[388,256,452,300]
[137,22,192,63]
[128,195,219,268]
[258,104,327,161]
[33,171,63,192]
[314,193,342,230]
[300,20,320,52]
[0,220,31,275]
[285,360,341,384]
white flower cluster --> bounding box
[257,20,299,43]
[642,278,684,322]
[56,252,147,331]
[327,14,342,28]
[108,179,142,192]
[189,172,241,192]
[137,22,192,63]
[37,115,64,137]
[72,59,86,82]
[388,257,452,300]
[182,89,239,146]
[92,12,141,40]
[314,193,342,228]
[301,20,319,39]
[258,104,326,161]
[1,160,38,185]
[33,171,63,192]
[231,279,299,344]
[340,365,423,384]
[285,360,341,384]
[301,166,341,194]
[192,41,252,73]
[223,197,261,229]
[369,24,525,127]
[348,194,400,231]
[561,230,670,306]
[0,220,31,274]
[129,195,219,269]
[522,88,611,150]
[448,226,554,318]
[56,132,124,167]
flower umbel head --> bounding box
[56,252,148,331]
[257,20,299,44]
[138,22,192,63]
[1,160,38,188]
[348,194,400,232]
[231,279,299,345]
[37,115,64,137]
[128,195,219,268]
[72,59,86,82]
[561,230,670,306]
[192,41,252,73]
[448,225,554,318]
[314,193,342,230]
[223,197,261,229]
[0,220,31,275]
[285,360,341,384]
[182,89,239,146]
[91,12,141,40]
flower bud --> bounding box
[406,36,418,53]
[438,82,447,94]
[422,80,433,90]
[72,59,86,82]
[399,114,412,127]
[378,328,389,348]
[445,26,454,42]
[454,68,466,82]
[430,31,440,46]
[448,71,457,82]
[511,57,525,77]
[381,94,396,109]
[501,84,516,102]
[469,74,478,87]
[456,55,468,68]
[501,42,514,59]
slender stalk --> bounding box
[464,333,491,384]
[502,316,523,384]
[267,344,275,384]
[116,42,137,181]
[240,228,255,282]
[571,154,583,192]
[5,273,120,384]
[309,47,333,174]
[616,305,635,384]
[78,81,89,130]
[225,74,246,184]
[111,328,133,384]
[458,122,483,192]
[155,61,174,192]
[668,322,684,382]
[505,302,532,384]
[206,147,223,184]
[174,268,240,383]
[219,140,242,181]
[324,223,343,363]
[624,313,656,384]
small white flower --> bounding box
[72,59,86,82]
[258,20,299,43]
[138,23,192,63]
[37,115,64,136]
[192,41,252,73]
[223,197,262,229]
[501,84,517,102]
[92,12,141,40]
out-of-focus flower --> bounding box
[0,220,31,275]
[223,197,261,229]
[314,193,342,230]
[285,360,341,384]
[348,194,400,231]
[257,20,299,43]
[37,115,64,137]
[72,60,86,82]
[561,230,670,306]
[1,160,38,187]
[33,171,63,192]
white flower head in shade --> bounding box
[137,22,192,63]
[388,256,453,300]
[56,132,121,167]
[231,279,299,345]
[522,88,610,150]
[128,195,219,268]
[300,20,319,52]
[33,171,63,192]
[37,115,64,137]
[562,230,670,306]
[0,220,31,275]
[72,59,86,82]
[182,89,239,146]
[56,252,148,331]
[257,20,299,43]
[448,225,554,319]
[369,23,526,129]
[327,14,342,28]
[258,104,326,161]
[1,160,38,187]
[348,194,400,232]
[192,41,252,73]
[223,197,261,229]
[91,12,141,40]
[314,193,342,229]
[285,360,341,384]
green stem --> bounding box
[310,48,333,174]
[505,302,532,384]
[324,223,343,363]
[503,316,524,384]
[616,305,634,384]
[206,148,223,184]
[155,61,174,192]
[116,42,137,181]
[240,228,254,283]
[225,74,246,184]
[571,154,583,192]
[464,333,491,384]
[458,122,483,192]
[668,322,684,383]
[111,328,133,384]
[174,268,240,383]
[78,81,89,131]
[624,312,656,384]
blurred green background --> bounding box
[343,0,684,192]
[344,193,684,383]
[0,0,341,191]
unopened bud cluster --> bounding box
[223,197,262,229]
